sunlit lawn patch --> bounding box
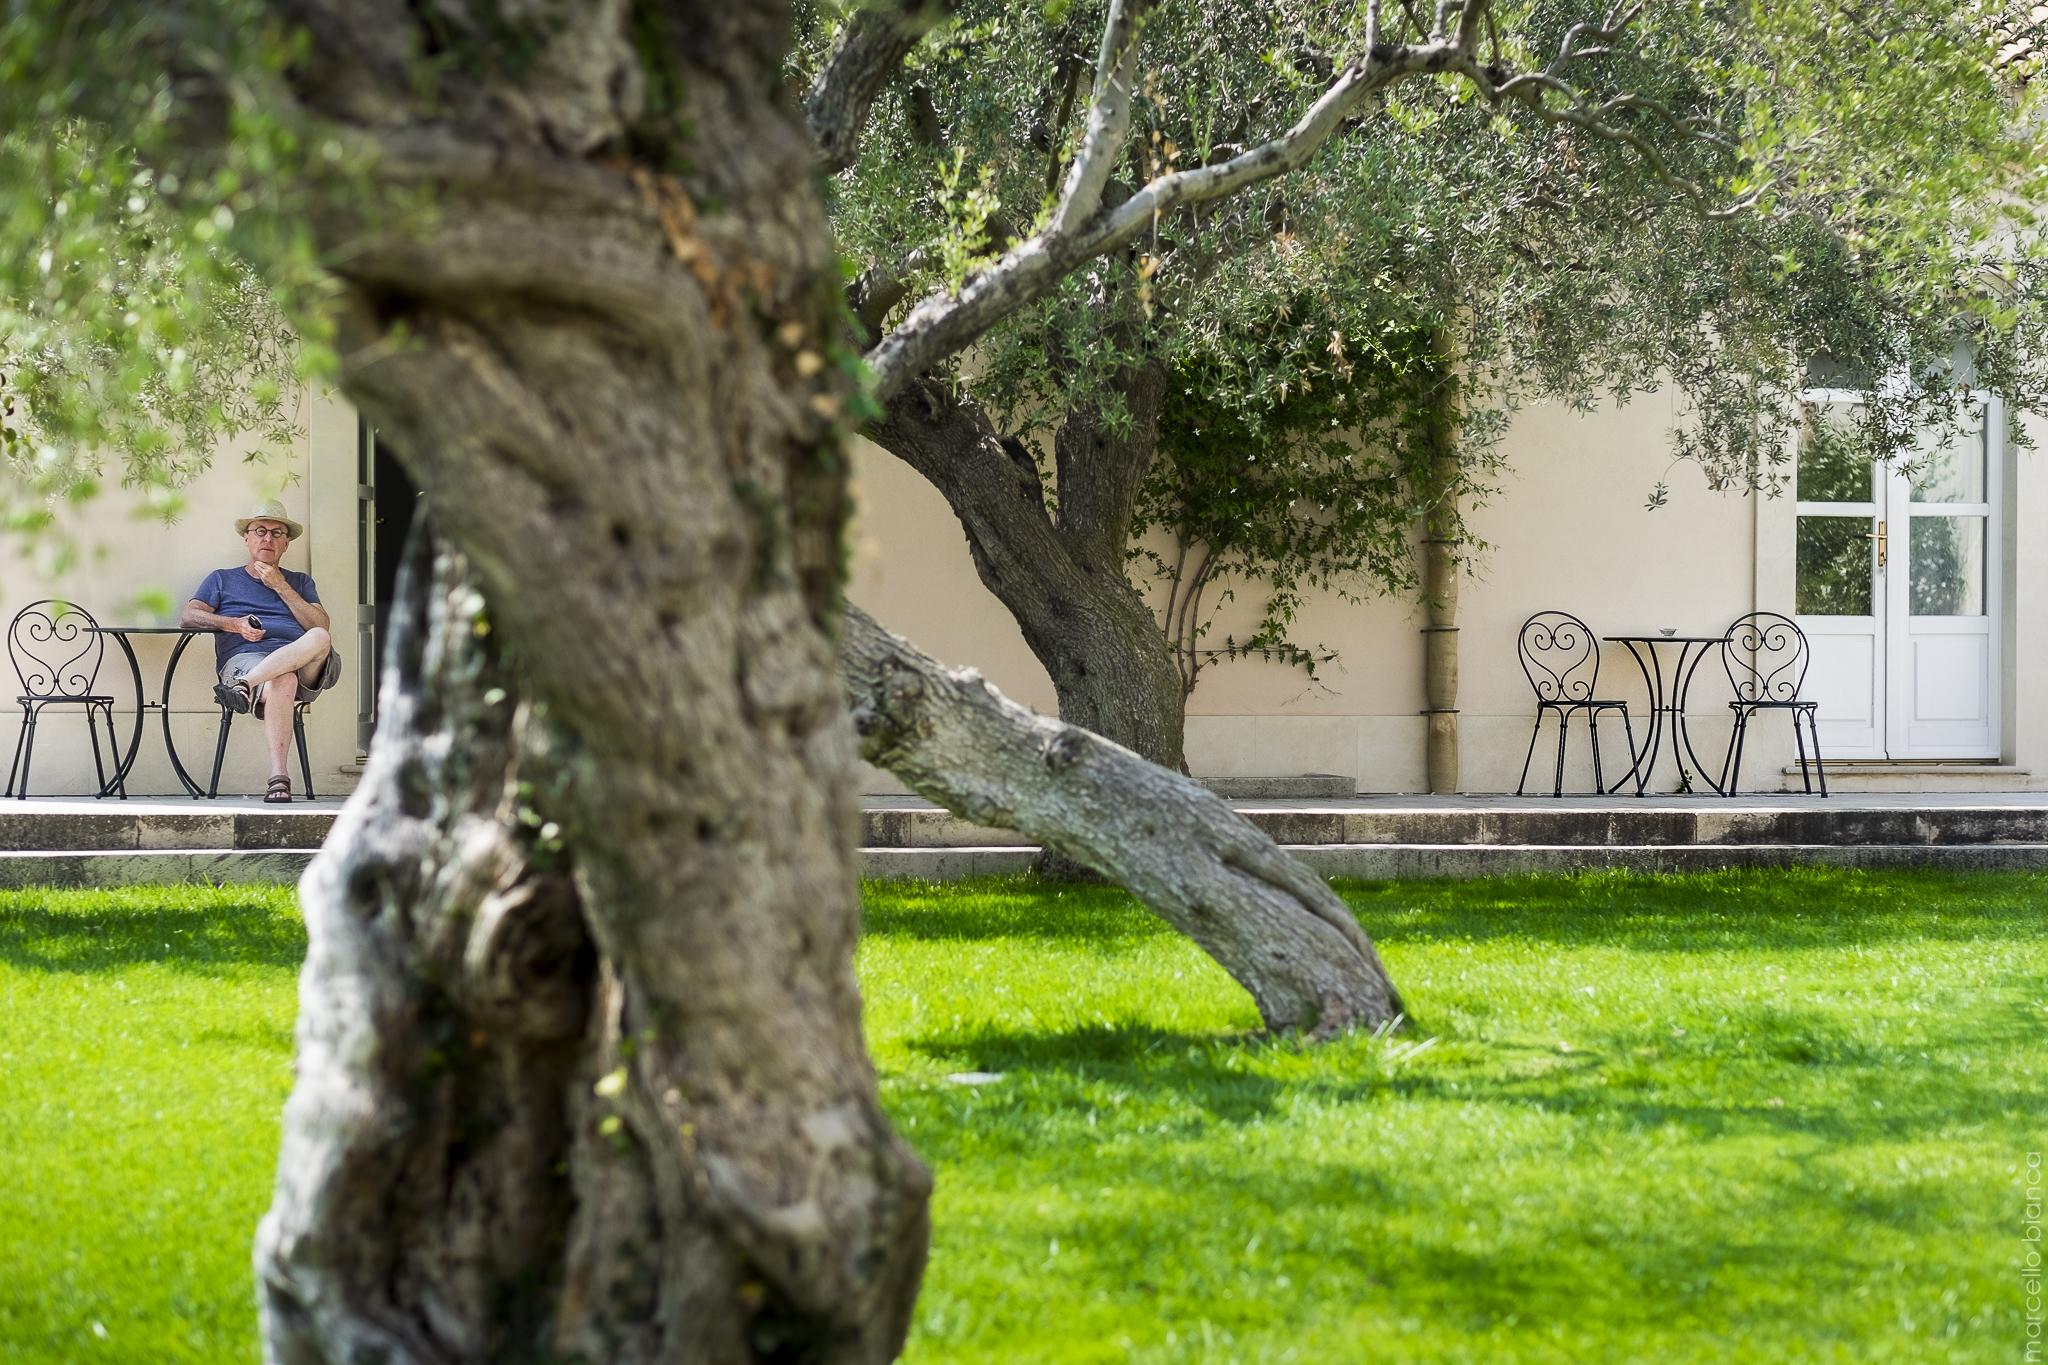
[1,869,2040,1363]
[0,886,301,1364]
[862,869,2044,1364]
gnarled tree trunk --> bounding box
[842,604,1404,1036]
[261,527,929,1365]
[248,6,928,1360]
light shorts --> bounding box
[221,646,343,700]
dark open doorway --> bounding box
[356,419,419,753]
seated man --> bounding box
[179,499,341,803]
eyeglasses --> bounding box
[245,526,290,540]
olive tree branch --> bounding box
[1048,0,1158,236]
[805,0,960,176]
[1474,61,1755,218]
[866,34,1465,400]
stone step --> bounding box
[0,808,334,852]
[859,842,2048,882]
[858,803,2048,849]
[4,839,2045,890]
[4,801,2043,857]
[4,802,2031,855]
[0,848,318,889]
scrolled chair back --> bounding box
[1517,610,1603,704]
[7,600,105,700]
[1722,611,1810,704]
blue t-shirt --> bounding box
[190,566,323,671]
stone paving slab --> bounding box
[0,849,316,889]
[1,839,2043,889]
[861,842,2048,882]
[0,802,334,851]
[857,798,2048,849]
[1,792,2045,889]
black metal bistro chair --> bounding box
[208,691,316,800]
[1717,611,1826,797]
[1516,610,1640,797]
[5,600,122,799]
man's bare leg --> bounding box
[237,626,332,690]
[260,673,300,781]
[229,627,329,787]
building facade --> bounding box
[4,384,2041,798]
[1,389,362,798]
[849,386,2048,796]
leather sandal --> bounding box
[264,775,293,804]
[214,680,253,714]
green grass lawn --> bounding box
[2,870,2043,1362]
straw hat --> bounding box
[234,498,304,540]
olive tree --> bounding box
[0,2,2039,1361]
[822,0,2046,782]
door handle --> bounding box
[1866,520,1887,569]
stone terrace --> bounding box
[1,792,2046,887]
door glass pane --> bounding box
[1908,404,1986,504]
[1797,402,1874,503]
[1910,516,1985,616]
[1797,516,1873,615]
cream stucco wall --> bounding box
[850,385,2047,795]
[11,377,2034,801]
[0,386,361,797]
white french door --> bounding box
[1795,391,2002,760]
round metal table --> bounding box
[92,626,210,798]
[1603,633,1727,796]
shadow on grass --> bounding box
[864,869,2048,955]
[899,991,2043,1152]
[0,903,307,974]
[1017,1142,1941,1348]
[1342,866,2048,952]
[893,1018,2025,1350]
[903,1021,1382,1128]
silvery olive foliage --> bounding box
[0,10,327,552]
[810,0,2047,694]
[1,0,2042,646]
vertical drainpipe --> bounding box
[1420,352,1461,795]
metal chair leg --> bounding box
[16,706,39,800]
[101,703,128,799]
[1791,705,1813,793]
[1615,707,1644,796]
[1552,705,1570,798]
[4,704,27,798]
[86,705,109,797]
[1726,709,1749,796]
[1588,707,1606,796]
[294,707,315,800]
[1516,711,1545,796]
[1806,706,1828,798]
[208,707,233,799]
[1716,712,1733,794]
[87,704,111,798]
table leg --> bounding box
[1672,641,1727,796]
[1608,640,1660,795]
[99,634,146,799]
[161,633,207,798]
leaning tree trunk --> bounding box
[244,7,929,1361]
[843,604,1404,1035]
[872,371,1185,879]
[871,372,1187,775]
